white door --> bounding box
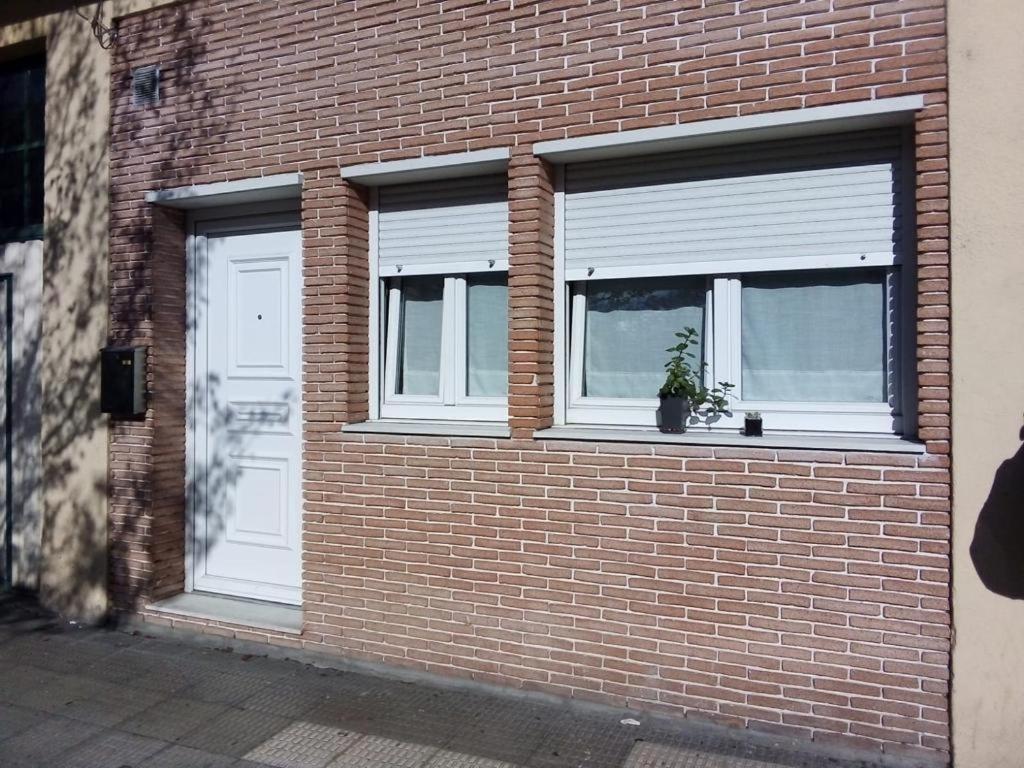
[192,215,303,605]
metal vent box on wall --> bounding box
[101,346,147,417]
[131,64,160,107]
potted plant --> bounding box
[744,411,763,437]
[658,327,734,434]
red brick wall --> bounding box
[108,0,950,760]
[304,436,950,758]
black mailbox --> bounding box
[101,346,147,417]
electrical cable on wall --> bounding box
[74,2,117,50]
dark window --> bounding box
[0,54,44,243]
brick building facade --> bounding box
[107,0,950,762]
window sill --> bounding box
[0,226,43,245]
[534,426,926,454]
[342,419,511,439]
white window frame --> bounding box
[553,139,914,437]
[379,274,508,422]
[564,269,901,434]
[565,277,714,426]
[365,175,511,424]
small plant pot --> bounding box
[744,415,763,437]
[658,397,691,434]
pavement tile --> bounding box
[0,599,69,638]
[142,743,239,768]
[327,734,440,768]
[108,649,200,693]
[53,688,165,728]
[242,720,363,768]
[239,683,325,719]
[307,697,387,732]
[74,627,149,651]
[527,712,638,768]
[76,648,175,686]
[442,699,552,765]
[230,653,305,681]
[0,664,62,705]
[59,729,168,768]
[0,715,101,767]
[306,682,459,747]
[0,702,49,741]
[378,703,461,746]
[183,670,274,705]
[120,696,232,742]
[19,671,114,715]
[637,725,820,768]
[134,636,206,657]
[180,707,292,757]
[622,741,785,768]
[0,629,84,663]
[20,633,121,674]
[425,749,523,768]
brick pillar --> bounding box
[303,178,370,432]
[301,176,369,625]
[149,205,187,601]
[108,204,186,610]
[914,99,951,458]
[507,149,556,438]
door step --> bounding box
[147,591,302,635]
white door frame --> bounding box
[185,202,303,601]
[0,241,42,592]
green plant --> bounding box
[658,327,734,413]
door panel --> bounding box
[224,454,289,545]
[229,257,291,377]
[192,219,302,605]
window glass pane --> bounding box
[0,55,44,240]
[26,64,45,142]
[0,68,26,147]
[396,276,444,396]
[582,276,706,399]
[466,273,508,397]
[741,269,886,402]
[0,151,24,231]
[26,146,43,227]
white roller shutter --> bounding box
[563,129,905,280]
[377,174,509,276]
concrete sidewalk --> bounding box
[0,596,925,768]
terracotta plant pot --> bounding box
[658,396,691,434]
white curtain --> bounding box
[467,275,508,397]
[583,276,705,398]
[741,270,886,402]
[398,276,444,395]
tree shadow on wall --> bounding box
[0,0,225,621]
[0,0,292,625]
[971,428,1024,599]
[107,3,257,617]
[0,1,125,618]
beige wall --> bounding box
[0,0,176,620]
[950,1,1024,766]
